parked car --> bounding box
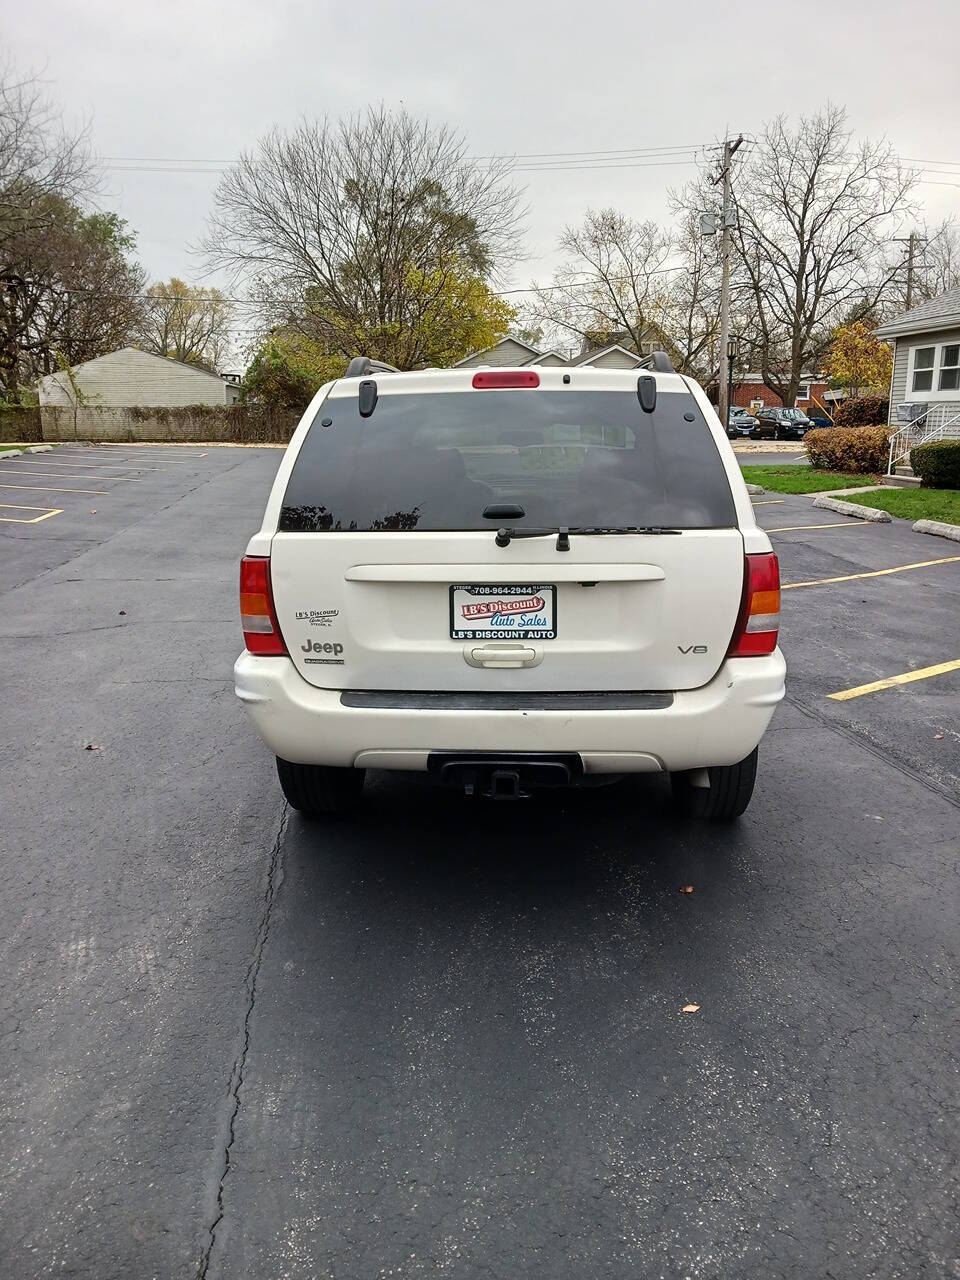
[754,406,813,440]
[808,416,833,429]
[727,407,761,438]
[235,357,785,821]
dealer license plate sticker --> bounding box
[449,584,557,640]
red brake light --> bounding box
[240,555,287,656]
[472,370,540,389]
[728,552,780,657]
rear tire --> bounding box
[671,748,758,821]
[276,757,365,816]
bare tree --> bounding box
[912,219,960,304]
[137,278,232,370]
[722,106,915,405]
[530,211,676,357]
[658,209,724,381]
[0,60,96,399]
[4,200,145,389]
[201,107,523,368]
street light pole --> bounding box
[727,335,737,424]
[716,135,743,428]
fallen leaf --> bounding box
[679,884,695,895]
[84,743,101,751]
[682,1003,700,1014]
[89,509,97,514]
[934,733,944,740]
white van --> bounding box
[235,356,785,820]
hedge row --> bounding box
[910,439,960,489]
[805,426,890,474]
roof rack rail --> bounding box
[343,356,400,378]
[638,351,674,373]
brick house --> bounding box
[729,373,833,415]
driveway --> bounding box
[0,446,957,1279]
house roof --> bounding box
[38,345,228,387]
[521,349,567,366]
[567,343,644,367]
[874,286,960,339]
[452,335,543,367]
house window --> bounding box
[796,382,810,400]
[912,346,935,392]
[939,344,960,391]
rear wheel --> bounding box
[276,757,365,816]
[671,748,758,820]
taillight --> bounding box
[728,552,780,657]
[240,555,287,655]
[472,370,540,389]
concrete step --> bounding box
[882,473,921,487]
[895,464,915,477]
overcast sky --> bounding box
[8,0,960,353]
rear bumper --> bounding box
[234,650,786,773]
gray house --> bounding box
[38,346,240,408]
[875,288,960,441]
[454,336,647,370]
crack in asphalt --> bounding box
[785,692,960,811]
[196,802,288,1280]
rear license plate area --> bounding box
[449,584,557,640]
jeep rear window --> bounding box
[279,389,736,532]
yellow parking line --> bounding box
[0,467,141,481]
[0,503,63,524]
[828,659,960,701]
[0,482,108,495]
[767,521,867,532]
[783,555,960,590]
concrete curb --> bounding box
[811,495,892,523]
[814,485,881,497]
[0,449,21,459]
[745,483,765,496]
[913,518,960,543]
[26,444,53,453]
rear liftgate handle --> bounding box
[467,644,539,669]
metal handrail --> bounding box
[887,408,960,474]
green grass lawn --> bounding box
[844,487,960,525]
[740,465,881,494]
[0,444,25,453]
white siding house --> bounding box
[454,337,544,368]
[38,347,240,407]
[875,288,960,438]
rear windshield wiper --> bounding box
[494,524,680,551]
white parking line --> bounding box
[0,482,108,495]
[2,463,168,478]
[0,466,141,482]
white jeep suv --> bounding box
[235,356,785,820]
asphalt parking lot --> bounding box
[1,445,958,1279]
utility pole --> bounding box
[894,232,926,309]
[715,135,743,427]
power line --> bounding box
[52,264,689,310]
[99,141,710,166]
[102,157,702,176]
